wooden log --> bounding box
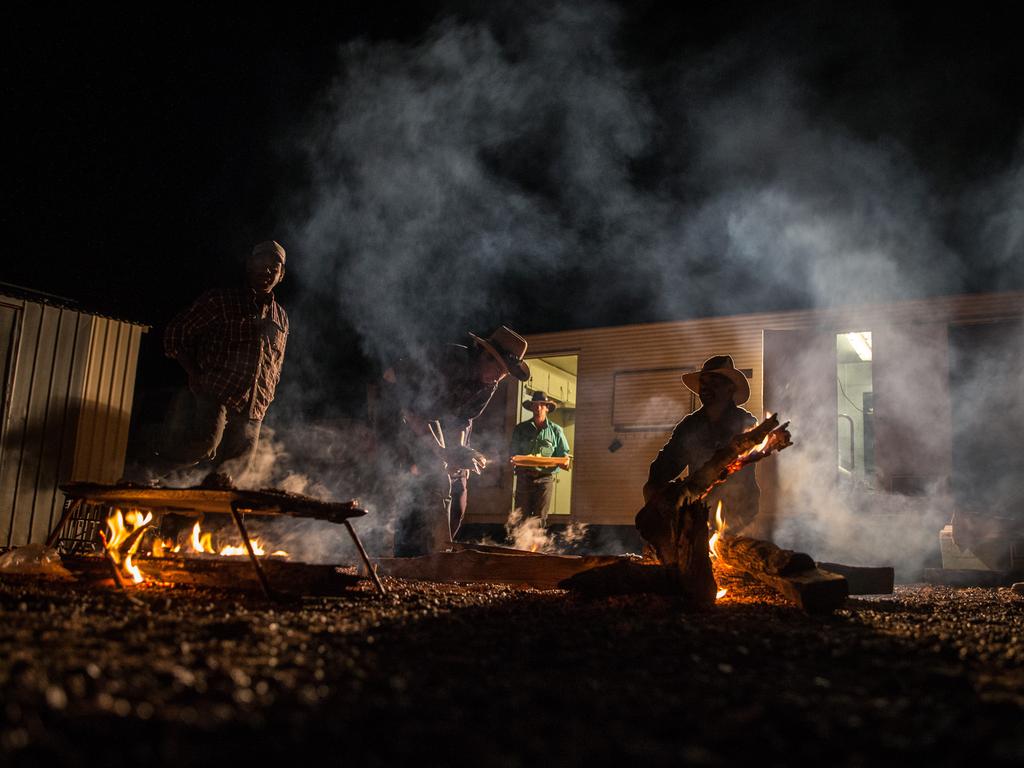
[750,568,849,614]
[715,534,848,613]
[61,554,362,595]
[817,562,894,594]
[715,535,814,576]
[633,495,718,607]
[376,548,623,590]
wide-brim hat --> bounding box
[523,390,557,411]
[469,325,530,382]
[681,354,750,404]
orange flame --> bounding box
[709,501,727,601]
[104,508,153,584]
[190,522,215,554]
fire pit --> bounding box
[46,482,386,597]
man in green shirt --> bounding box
[510,391,571,521]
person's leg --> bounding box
[154,395,227,471]
[214,410,262,480]
[534,476,556,518]
[394,467,451,556]
[513,471,537,518]
[449,471,468,539]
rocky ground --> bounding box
[0,571,1021,767]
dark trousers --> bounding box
[160,393,262,476]
[392,467,452,557]
[513,472,555,519]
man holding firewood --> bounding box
[643,355,760,532]
[152,240,289,483]
[373,326,531,556]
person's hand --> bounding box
[445,446,488,474]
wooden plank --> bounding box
[817,562,894,594]
[375,548,623,590]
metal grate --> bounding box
[51,498,106,555]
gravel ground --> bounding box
[1,571,1021,767]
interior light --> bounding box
[846,331,872,361]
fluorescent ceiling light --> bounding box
[846,331,872,361]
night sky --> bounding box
[5,1,1022,424]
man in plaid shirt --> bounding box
[158,240,289,480]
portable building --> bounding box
[465,292,1024,547]
[0,288,147,546]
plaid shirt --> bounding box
[164,287,288,420]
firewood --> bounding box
[748,568,849,614]
[714,534,848,613]
[715,536,815,576]
[816,562,894,595]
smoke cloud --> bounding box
[246,1,1022,567]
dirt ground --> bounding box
[1,571,1021,768]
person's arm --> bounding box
[642,424,690,503]
[164,291,220,390]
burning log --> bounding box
[714,535,848,613]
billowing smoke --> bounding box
[251,1,1021,566]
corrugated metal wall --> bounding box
[0,295,145,546]
[466,292,1024,525]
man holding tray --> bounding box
[509,391,571,521]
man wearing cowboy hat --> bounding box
[510,391,571,521]
[643,355,760,532]
[374,326,531,556]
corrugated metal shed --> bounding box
[466,291,1024,526]
[0,291,147,546]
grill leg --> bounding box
[229,502,275,599]
[46,497,81,549]
[344,520,387,596]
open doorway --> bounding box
[514,355,577,518]
[836,331,874,483]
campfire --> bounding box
[47,482,386,597]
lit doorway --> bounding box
[514,355,578,518]
[836,331,874,482]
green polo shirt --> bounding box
[510,418,570,475]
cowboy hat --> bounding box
[523,390,558,411]
[468,326,530,382]
[681,355,750,404]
